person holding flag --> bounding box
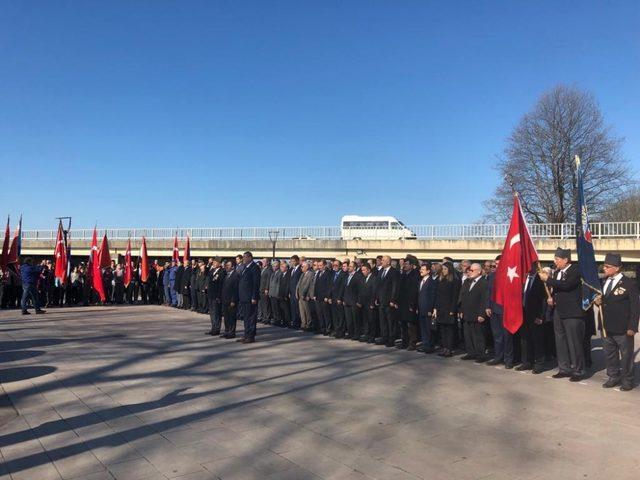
[539,248,586,382]
[491,193,539,369]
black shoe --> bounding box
[367,339,375,344]
[602,378,620,389]
[475,358,488,364]
[461,354,475,361]
[485,359,502,366]
[423,347,435,354]
[35,309,46,314]
[205,330,214,335]
[569,375,583,382]
[241,337,255,344]
[620,384,634,391]
[504,363,513,369]
[374,338,384,345]
[22,311,30,315]
[515,364,532,371]
[532,368,543,375]
[385,343,394,348]
[224,334,236,339]
[552,372,571,379]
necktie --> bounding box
[605,279,614,296]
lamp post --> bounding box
[268,230,280,260]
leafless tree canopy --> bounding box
[483,85,630,223]
[600,187,640,221]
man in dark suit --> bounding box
[343,261,363,341]
[486,255,514,367]
[258,258,272,324]
[358,263,378,342]
[237,252,261,343]
[459,263,489,362]
[221,260,240,339]
[277,262,291,328]
[417,262,438,353]
[289,255,302,329]
[329,260,348,338]
[597,253,639,391]
[314,260,333,335]
[375,255,400,347]
[519,264,548,374]
[397,255,420,350]
[206,257,225,335]
[539,248,586,381]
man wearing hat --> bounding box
[596,253,639,391]
[539,248,586,381]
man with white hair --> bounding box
[459,263,489,362]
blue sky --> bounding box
[1,1,638,229]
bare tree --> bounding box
[599,187,640,221]
[483,85,629,223]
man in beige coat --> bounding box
[296,261,315,330]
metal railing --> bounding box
[20,221,640,241]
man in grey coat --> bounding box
[296,261,315,331]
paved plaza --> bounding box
[0,306,639,480]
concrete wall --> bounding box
[20,237,640,262]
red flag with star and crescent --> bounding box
[139,236,149,283]
[172,235,180,263]
[54,220,68,282]
[91,227,107,302]
[492,194,539,334]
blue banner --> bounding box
[575,156,601,309]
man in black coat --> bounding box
[397,256,420,350]
[417,262,438,353]
[343,262,363,341]
[289,255,302,329]
[314,260,334,335]
[221,260,240,339]
[597,253,639,391]
[277,262,292,327]
[237,252,261,343]
[358,263,378,343]
[174,262,185,308]
[189,259,198,311]
[519,265,548,374]
[459,263,489,362]
[375,255,400,347]
[206,257,225,335]
[181,260,192,310]
[539,248,586,381]
[330,260,348,338]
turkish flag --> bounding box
[90,228,106,302]
[172,235,180,263]
[54,221,68,283]
[99,234,111,268]
[7,215,22,265]
[139,236,149,282]
[124,238,133,287]
[492,195,539,334]
[0,216,10,270]
[183,236,190,264]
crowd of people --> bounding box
[3,248,637,391]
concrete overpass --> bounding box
[19,221,640,263]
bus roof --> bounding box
[341,215,402,222]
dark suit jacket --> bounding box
[278,270,291,300]
[221,270,239,305]
[546,264,583,319]
[330,270,347,302]
[523,273,546,323]
[398,269,419,321]
[343,272,363,307]
[486,272,503,315]
[238,261,261,303]
[259,267,272,292]
[206,267,226,301]
[434,277,460,324]
[289,265,302,296]
[375,267,400,306]
[315,269,333,300]
[459,276,489,323]
[418,275,438,316]
[601,275,640,335]
[174,266,185,291]
[358,273,377,308]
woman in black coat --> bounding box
[434,262,460,357]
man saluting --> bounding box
[595,253,639,391]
